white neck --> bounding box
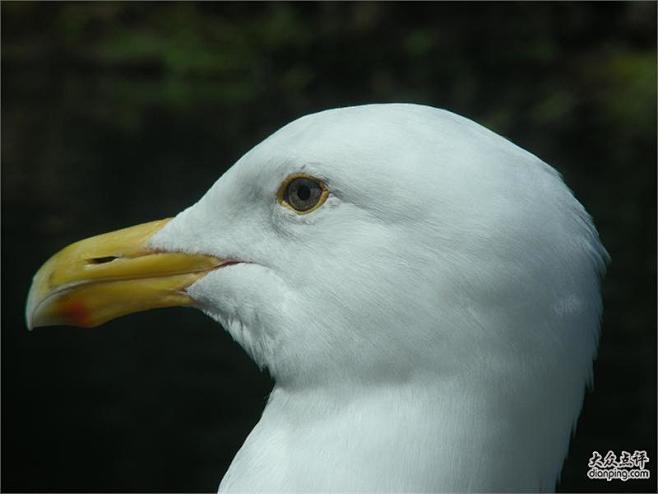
[219,368,573,493]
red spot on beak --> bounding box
[60,300,88,327]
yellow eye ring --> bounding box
[277,173,329,215]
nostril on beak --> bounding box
[87,256,119,265]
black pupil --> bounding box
[297,184,311,201]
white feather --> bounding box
[149,104,608,492]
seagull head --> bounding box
[26,104,608,490]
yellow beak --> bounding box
[25,219,224,329]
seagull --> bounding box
[26,104,608,492]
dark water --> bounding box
[2,3,656,492]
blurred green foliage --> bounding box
[2,2,656,493]
[4,3,655,130]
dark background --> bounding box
[2,2,656,492]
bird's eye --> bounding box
[278,174,329,214]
